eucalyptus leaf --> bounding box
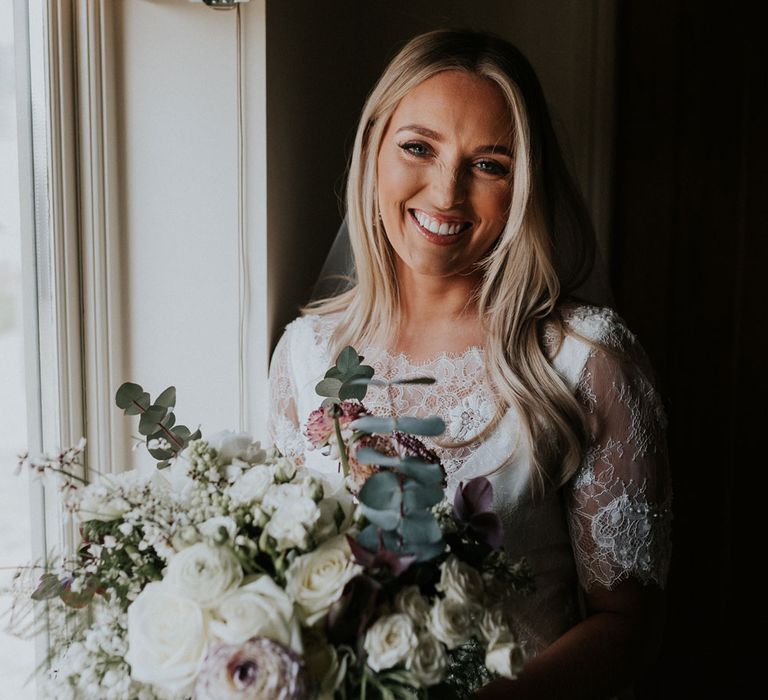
[403,481,444,512]
[358,471,401,510]
[189,428,202,441]
[124,392,151,416]
[349,416,397,434]
[409,540,446,562]
[160,412,176,429]
[138,406,167,436]
[155,386,176,409]
[338,381,367,401]
[354,448,403,468]
[391,377,436,386]
[336,346,360,374]
[31,573,62,601]
[346,378,388,387]
[356,523,381,551]
[359,504,401,530]
[399,511,443,544]
[395,416,446,436]
[389,458,444,484]
[324,367,343,380]
[148,447,174,461]
[172,425,191,442]
[315,377,343,398]
[115,382,145,410]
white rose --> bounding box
[436,555,485,605]
[428,597,479,649]
[485,640,525,679]
[125,581,208,694]
[266,497,321,550]
[166,451,196,497]
[210,576,301,651]
[226,465,274,505]
[165,542,243,607]
[394,586,431,628]
[273,456,297,482]
[285,535,362,625]
[406,633,448,686]
[363,614,418,672]
[198,516,237,544]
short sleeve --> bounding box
[566,328,673,592]
[267,327,307,465]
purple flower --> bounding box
[453,477,503,550]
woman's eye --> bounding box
[474,159,508,176]
[399,141,431,157]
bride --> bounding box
[268,29,672,699]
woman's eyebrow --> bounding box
[395,124,442,140]
[394,125,512,158]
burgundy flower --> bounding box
[195,637,311,700]
[304,400,368,449]
[453,477,503,550]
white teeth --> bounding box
[413,210,466,236]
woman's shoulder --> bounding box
[558,302,637,351]
[280,311,342,346]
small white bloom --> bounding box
[485,640,525,679]
[265,497,321,550]
[363,614,418,673]
[285,535,362,625]
[125,581,208,694]
[406,633,448,686]
[226,465,274,505]
[272,456,297,482]
[479,607,513,646]
[210,576,301,651]
[198,516,237,544]
[207,431,265,464]
[165,542,243,607]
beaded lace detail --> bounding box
[268,306,673,593]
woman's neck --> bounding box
[391,266,485,359]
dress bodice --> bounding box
[268,304,673,657]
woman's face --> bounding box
[376,70,514,281]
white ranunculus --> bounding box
[226,465,274,505]
[198,516,237,544]
[406,633,448,686]
[266,497,322,551]
[165,542,243,607]
[485,640,525,679]
[285,535,362,625]
[166,450,196,497]
[125,581,208,694]
[273,456,297,482]
[363,613,418,673]
[428,597,479,649]
[210,576,301,651]
[394,586,431,628]
[207,431,265,464]
[435,554,485,605]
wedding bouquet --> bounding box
[11,348,533,699]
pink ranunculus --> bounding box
[195,637,311,700]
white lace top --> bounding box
[268,305,673,657]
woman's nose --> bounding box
[431,163,466,208]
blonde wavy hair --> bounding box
[307,29,598,495]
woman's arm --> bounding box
[477,578,666,699]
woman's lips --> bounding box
[408,209,472,246]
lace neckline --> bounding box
[364,344,485,370]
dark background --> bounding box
[613,2,762,696]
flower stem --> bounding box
[333,415,350,478]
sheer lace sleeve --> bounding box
[567,326,673,592]
[267,326,307,465]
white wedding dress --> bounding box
[268,304,672,682]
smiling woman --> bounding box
[269,29,672,699]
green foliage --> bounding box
[315,346,375,403]
[115,381,201,470]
